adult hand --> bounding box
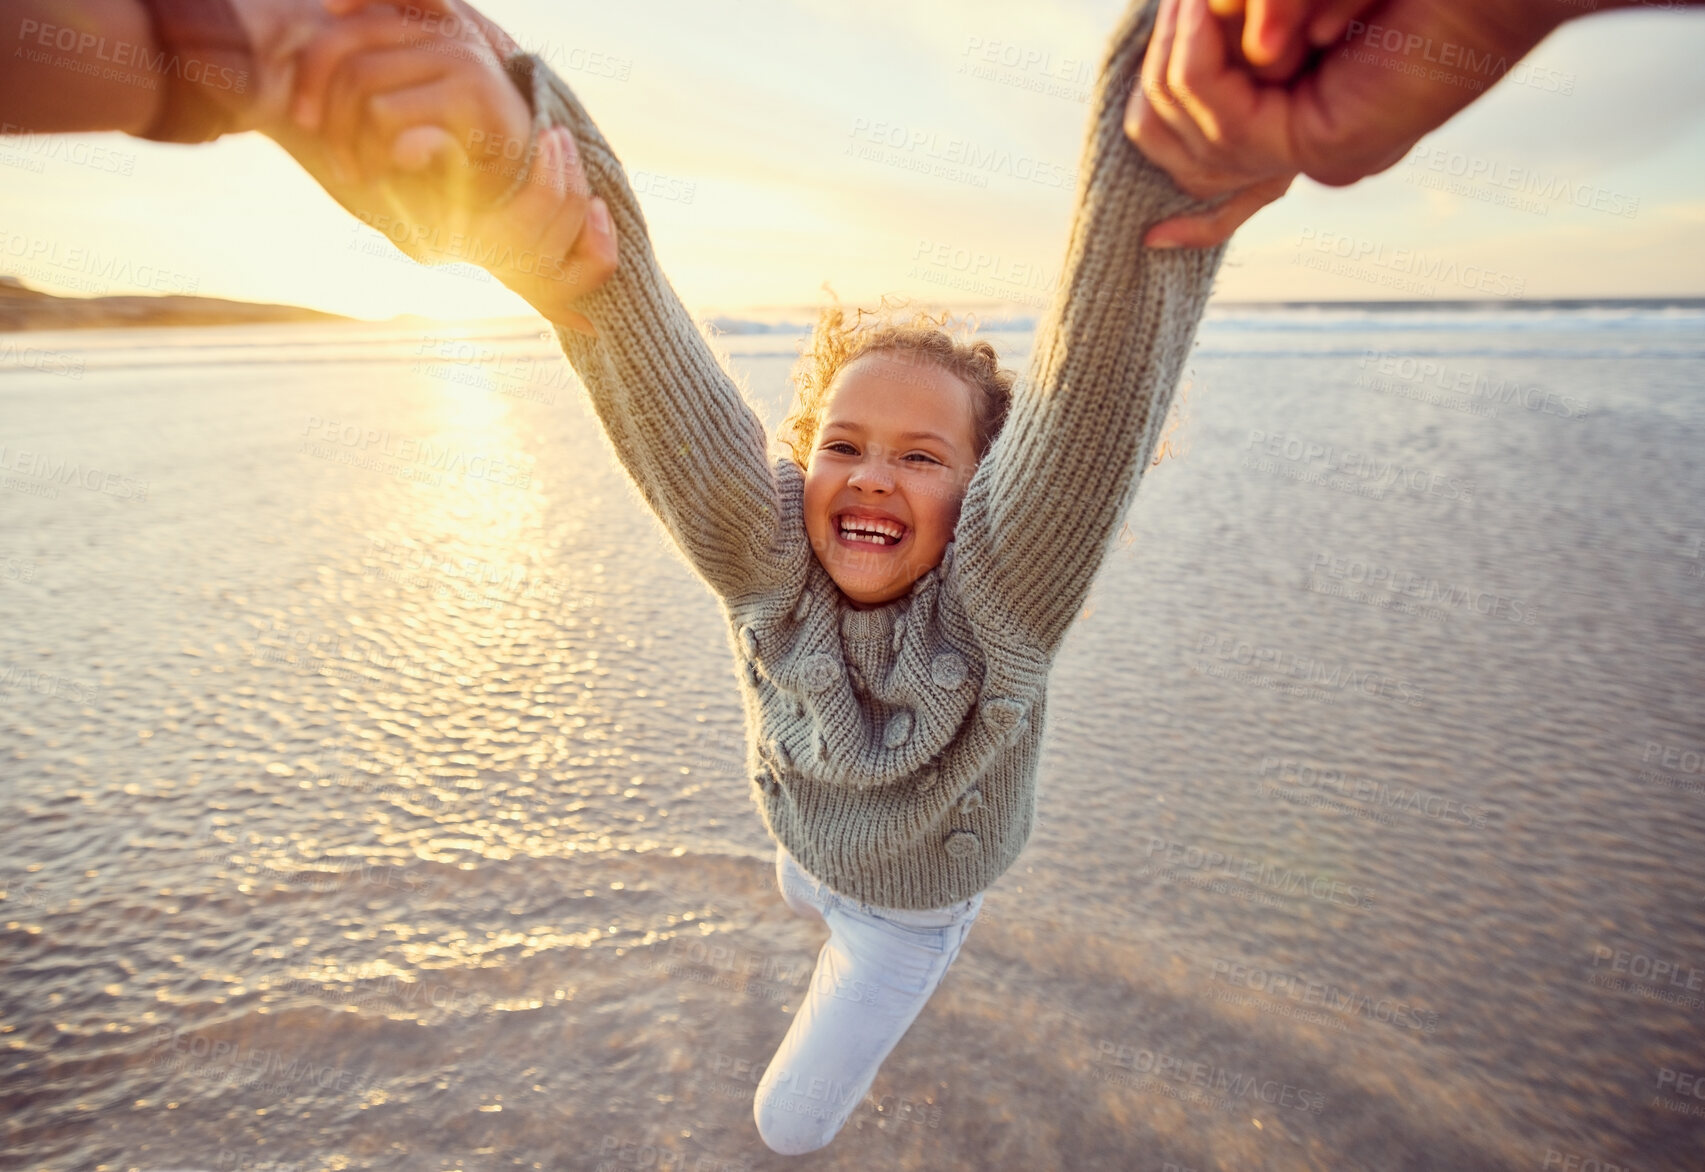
[280,0,617,331]
[0,0,329,137]
[255,0,533,260]
[1202,0,1372,77]
[205,0,521,145]
[283,0,531,200]
[222,0,338,135]
[1125,0,1587,248]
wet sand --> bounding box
[2,305,1702,1170]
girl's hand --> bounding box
[460,125,618,334]
[354,123,618,335]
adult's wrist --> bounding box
[222,0,334,135]
[136,0,335,141]
[135,0,257,141]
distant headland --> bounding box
[0,275,349,332]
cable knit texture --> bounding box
[506,0,1225,909]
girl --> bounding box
[295,0,1225,1152]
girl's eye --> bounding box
[820,442,939,465]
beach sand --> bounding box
[1,303,1702,1170]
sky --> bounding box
[3,0,1704,321]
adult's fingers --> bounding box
[552,114,592,201]
[1239,0,1313,64]
[524,134,586,259]
[1167,0,1242,146]
[1133,0,1220,187]
[363,81,475,181]
[293,8,435,130]
[1238,0,1319,84]
[494,127,585,255]
[358,73,492,159]
[527,191,610,312]
[1142,172,1294,248]
[443,0,520,61]
[487,130,617,329]
[1140,0,1205,148]
[1124,83,1200,186]
[321,0,454,21]
[318,47,448,182]
[1305,0,1375,48]
[1245,34,1313,83]
[390,123,458,172]
[1128,0,1250,198]
[325,0,517,67]
[542,196,618,335]
[1162,0,1282,195]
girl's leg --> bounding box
[752,882,982,1155]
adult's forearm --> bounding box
[3,0,334,140]
[2,0,164,134]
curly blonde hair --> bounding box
[776,295,1015,470]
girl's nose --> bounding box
[847,458,895,491]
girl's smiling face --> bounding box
[802,351,981,610]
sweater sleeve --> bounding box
[946,0,1228,659]
[502,55,789,603]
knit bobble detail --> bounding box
[768,736,792,772]
[930,652,968,690]
[883,709,914,748]
[944,830,980,859]
[981,697,1025,732]
[526,0,1224,911]
[801,653,838,693]
[957,787,985,815]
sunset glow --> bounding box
[2,0,1701,321]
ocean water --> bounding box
[1,303,1702,1171]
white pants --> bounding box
[753,842,984,1155]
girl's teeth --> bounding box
[838,516,902,545]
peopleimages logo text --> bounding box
[847,118,1075,189]
[16,17,249,94]
[1295,228,1526,297]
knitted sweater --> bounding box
[506,0,1226,909]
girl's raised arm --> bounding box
[511,54,793,602]
[947,0,1228,657]
[291,1,791,603]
